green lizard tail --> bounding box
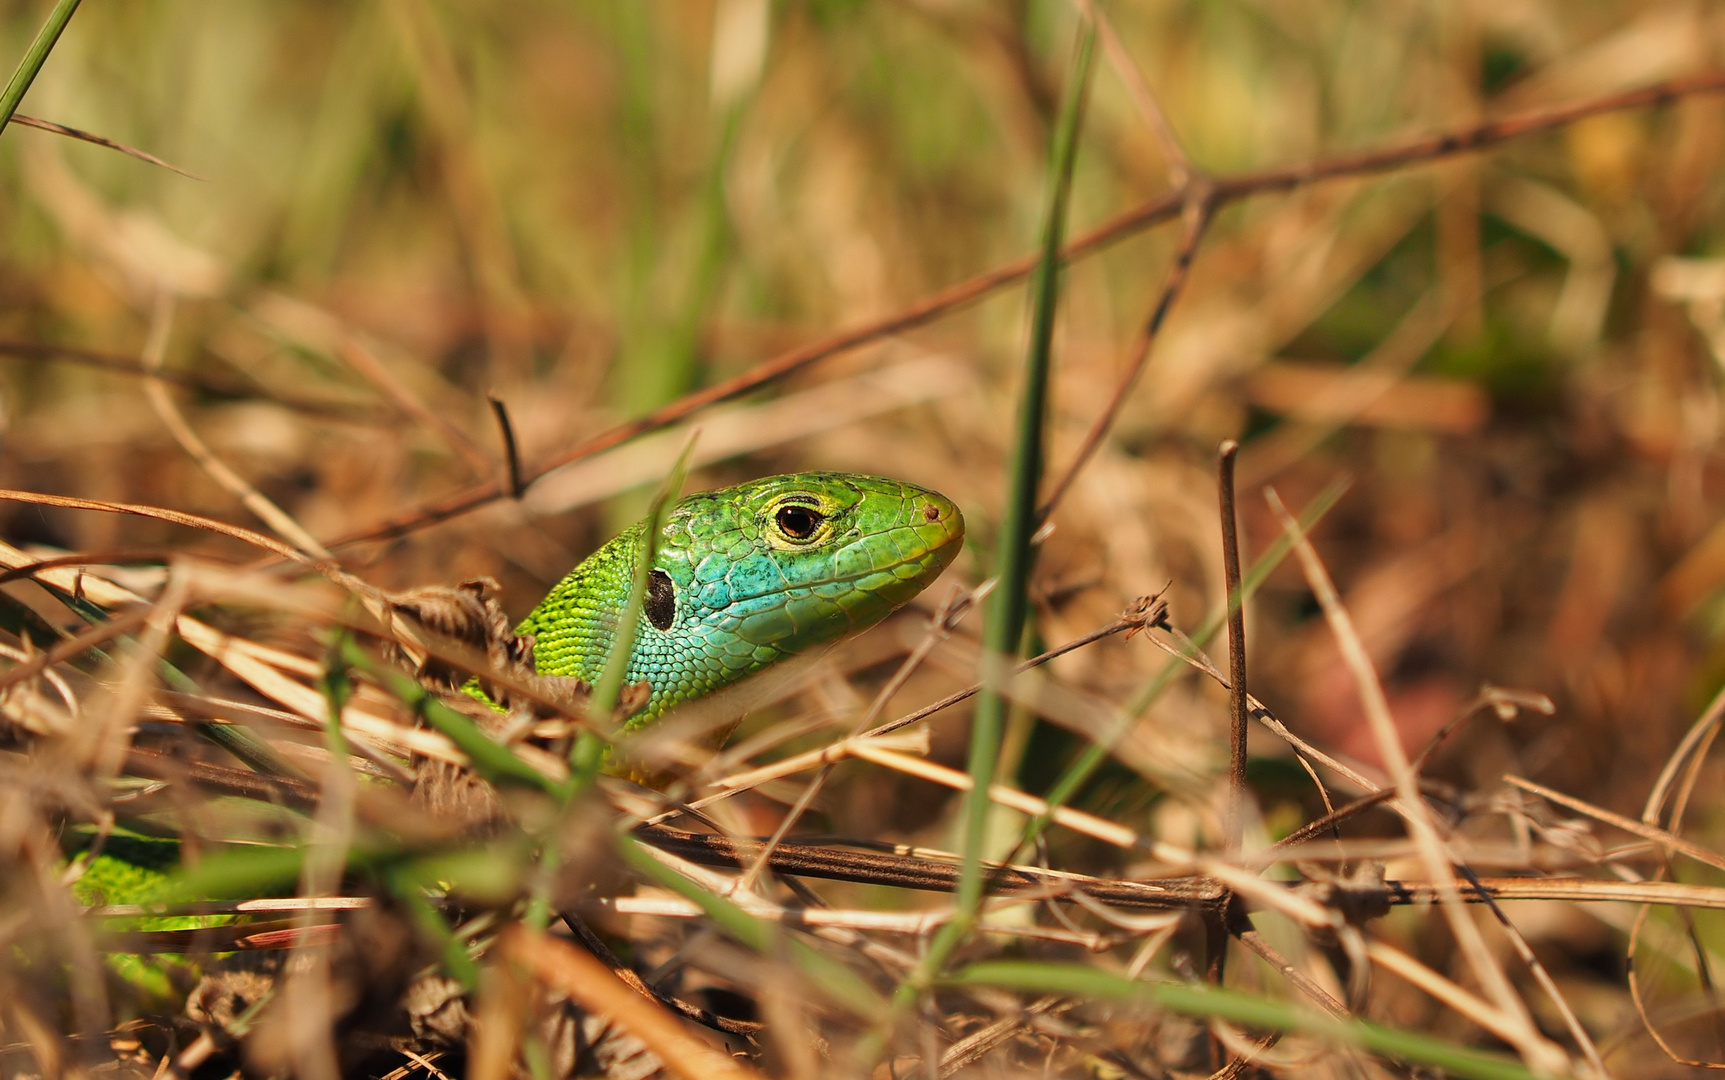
[517,472,965,726]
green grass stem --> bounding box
[955,17,1094,924]
[867,22,1097,1062]
[1013,476,1349,857]
[586,432,697,727]
[340,638,561,795]
[949,961,1537,1080]
[0,0,81,134]
[617,833,885,1021]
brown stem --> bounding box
[1218,440,1248,854]
[487,393,525,499]
[325,70,1725,549]
[1040,193,1211,521]
[558,910,764,1036]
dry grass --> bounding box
[5,1,1725,1077]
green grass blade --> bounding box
[617,834,886,1020]
[0,0,81,133]
[607,7,755,532]
[948,961,1537,1080]
[535,435,696,929]
[1125,474,1353,719]
[383,862,481,988]
[320,630,356,760]
[339,638,561,795]
[159,844,305,903]
[1016,476,1349,853]
[587,432,698,725]
[659,102,743,399]
[867,25,1097,1060]
[34,577,312,780]
[955,20,1095,920]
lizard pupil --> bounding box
[776,505,822,540]
[645,569,676,631]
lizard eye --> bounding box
[775,504,824,541]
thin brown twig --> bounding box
[1143,624,1376,795]
[1628,895,1725,1069]
[1209,1030,1285,1080]
[1074,0,1192,189]
[1507,774,1725,874]
[0,339,385,421]
[1255,683,1533,854]
[858,594,1168,744]
[1450,860,1610,1077]
[634,823,1221,909]
[487,393,525,498]
[639,597,1160,827]
[1649,693,1725,1058]
[325,70,1725,550]
[1628,661,1725,1065]
[1235,929,1348,1020]
[1271,790,1399,851]
[557,911,764,1036]
[1252,687,1547,856]
[395,1049,453,1080]
[1268,489,1563,1073]
[1644,681,1725,827]
[138,292,335,562]
[938,996,1067,1078]
[1218,440,1247,852]
[1039,192,1211,521]
[334,336,494,478]
[8,113,202,179]
[0,604,149,694]
[735,588,975,893]
[634,824,1725,911]
[123,747,320,812]
[501,927,769,1080]
[376,1048,446,1080]
[1208,438,1247,1075]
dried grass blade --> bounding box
[8,113,201,178]
[0,489,312,567]
[617,835,887,1022]
[848,743,1137,849]
[1507,774,1725,874]
[1268,491,1566,1074]
[502,927,769,1080]
[139,293,334,561]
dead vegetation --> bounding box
[5,1,1725,1078]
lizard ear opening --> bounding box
[646,569,676,631]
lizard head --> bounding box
[518,471,965,725]
[653,471,965,677]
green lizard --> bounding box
[513,470,965,725]
[75,471,964,1001]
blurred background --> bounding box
[6,0,1725,1068]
